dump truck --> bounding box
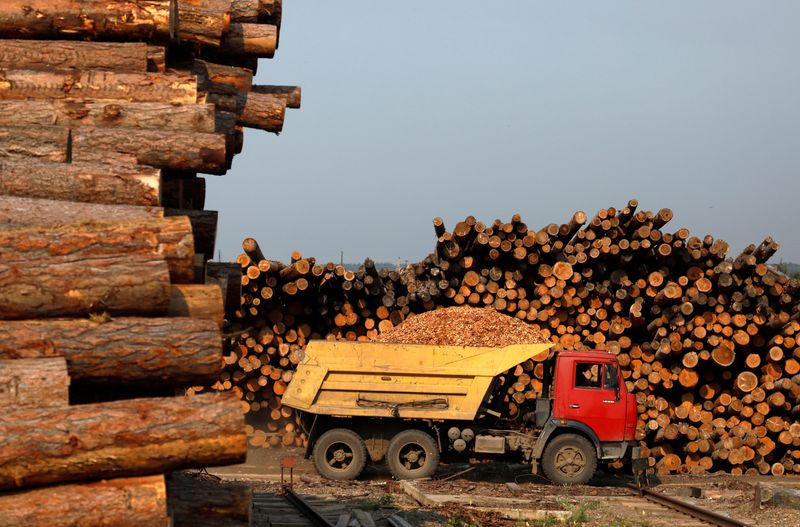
[282,340,641,484]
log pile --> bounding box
[0,1,298,524]
[210,202,800,477]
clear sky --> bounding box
[207,1,800,264]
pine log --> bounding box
[0,358,69,409]
[0,40,149,71]
[0,214,193,282]
[195,60,254,92]
[0,195,163,228]
[205,89,286,132]
[0,100,217,133]
[0,160,160,206]
[0,125,68,162]
[177,0,231,46]
[0,393,246,490]
[168,285,226,327]
[72,127,228,174]
[231,0,260,22]
[166,209,218,260]
[0,1,171,41]
[167,471,251,527]
[0,475,168,527]
[148,45,167,72]
[0,70,197,104]
[0,317,221,386]
[220,23,277,56]
[252,85,301,109]
[0,221,183,319]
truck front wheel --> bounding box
[541,433,597,485]
[386,429,439,480]
[312,428,367,480]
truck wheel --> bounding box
[541,434,597,485]
[386,429,440,480]
[312,429,367,480]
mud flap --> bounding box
[630,446,649,487]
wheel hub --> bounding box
[325,442,354,469]
[554,446,586,475]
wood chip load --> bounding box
[0,1,299,525]
[209,203,799,479]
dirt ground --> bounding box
[211,449,800,527]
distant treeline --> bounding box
[776,262,800,278]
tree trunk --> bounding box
[0,392,246,490]
[194,59,254,92]
[177,0,231,46]
[72,127,228,174]
[0,475,168,527]
[0,70,197,104]
[0,358,69,409]
[167,471,251,527]
[0,125,68,162]
[0,1,171,41]
[168,285,226,327]
[0,195,162,228]
[0,220,186,319]
[0,160,161,206]
[230,0,260,22]
[0,214,194,283]
[252,85,301,108]
[0,40,149,71]
[166,208,218,260]
[0,100,217,133]
[220,23,277,56]
[0,317,222,386]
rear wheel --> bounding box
[312,428,367,480]
[541,433,597,485]
[386,429,440,480]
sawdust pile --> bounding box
[375,306,549,347]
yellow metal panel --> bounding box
[281,364,327,410]
[283,341,553,420]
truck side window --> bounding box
[574,362,601,389]
[603,363,619,390]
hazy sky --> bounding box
[207,1,800,264]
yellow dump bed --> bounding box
[282,341,553,421]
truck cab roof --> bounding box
[555,350,616,361]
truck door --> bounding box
[555,358,626,442]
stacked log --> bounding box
[210,204,800,477]
[0,1,299,525]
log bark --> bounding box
[0,213,194,283]
[252,85,301,108]
[0,125,68,162]
[0,392,246,490]
[166,208,218,259]
[0,358,69,409]
[0,40,149,71]
[168,285,226,327]
[231,0,260,22]
[177,0,231,46]
[205,90,285,132]
[0,100,217,133]
[0,195,163,228]
[0,160,161,206]
[0,70,197,104]
[0,317,222,386]
[0,475,168,527]
[0,221,181,319]
[0,1,171,41]
[167,471,251,527]
[72,127,228,174]
[195,60,254,92]
[220,23,277,56]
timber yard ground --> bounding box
[207,447,800,527]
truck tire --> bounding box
[386,429,440,480]
[312,428,367,480]
[541,433,597,485]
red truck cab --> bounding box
[524,350,640,484]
